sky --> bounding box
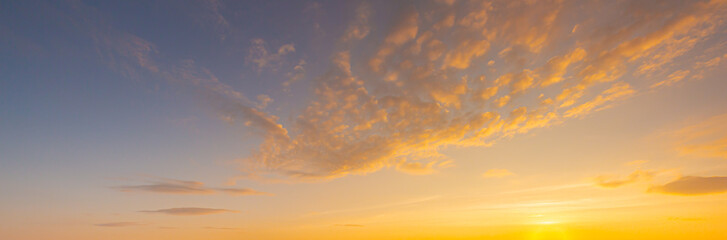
[1,0,727,239]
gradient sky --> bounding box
[2,0,727,239]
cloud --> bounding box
[53,0,294,157]
[670,113,727,159]
[114,179,214,195]
[368,8,418,72]
[140,207,238,216]
[649,176,727,196]
[395,161,442,175]
[482,169,514,178]
[563,82,635,119]
[204,226,239,230]
[64,0,727,182]
[282,59,306,89]
[594,170,655,188]
[216,188,273,196]
[207,0,727,181]
[246,38,296,72]
[256,94,273,109]
[113,178,271,196]
[442,39,490,69]
[651,69,690,88]
[94,222,143,227]
[539,48,587,87]
[341,3,371,42]
[625,160,649,166]
[193,0,232,41]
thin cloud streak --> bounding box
[140,207,238,216]
[594,170,655,188]
[94,222,144,227]
[112,178,271,196]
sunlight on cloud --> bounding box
[76,0,727,181]
[236,0,727,180]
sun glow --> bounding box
[531,225,569,240]
[536,220,561,225]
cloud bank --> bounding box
[649,176,727,196]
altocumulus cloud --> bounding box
[64,0,727,181]
[140,207,238,216]
[235,0,727,180]
[649,176,727,196]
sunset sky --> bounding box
[2,0,727,239]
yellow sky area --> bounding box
[56,191,726,240]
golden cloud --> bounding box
[81,0,727,181]
[237,0,726,181]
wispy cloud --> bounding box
[216,187,272,196]
[114,179,214,195]
[649,176,727,196]
[341,3,371,43]
[94,222,144,227]
[113,178,271,196]
[246,38,295,72]
[140,207,238,216]
[203,226,239,230]
[669,113,727,159]
[594,170,655,188]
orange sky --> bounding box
[1,0,727,239]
